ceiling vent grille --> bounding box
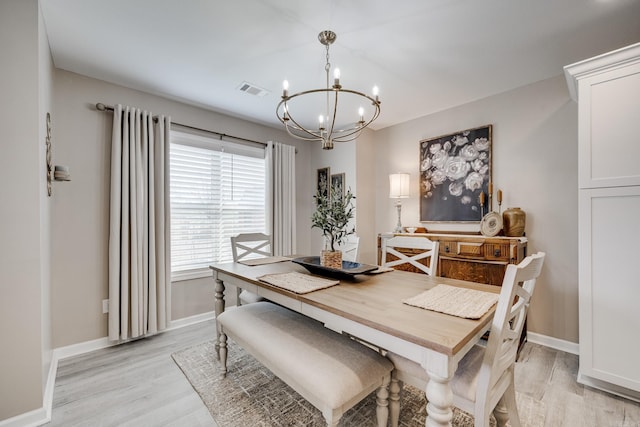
[237,81,270,97]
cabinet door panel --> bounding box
[579,62,640,188]
[580,187,640,391]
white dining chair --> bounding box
[380,233,439,276]
[331,234,360,262]
[230,233,271,305]
[387,252,546,427]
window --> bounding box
[170,130,267,280]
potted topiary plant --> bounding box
[311,184,356,269]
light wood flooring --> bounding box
[46,319,640,426]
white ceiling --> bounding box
[40,0,640,131]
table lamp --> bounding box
[389,173,410,233]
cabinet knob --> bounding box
[494,249,501,257]
[445,246,450,253]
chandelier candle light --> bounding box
[390,173,410,233]
[277,30,381,150]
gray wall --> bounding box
[50,70,312,348]
[0,0,53,420]
[372,75,579,342]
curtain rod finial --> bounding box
[96,103,106,111]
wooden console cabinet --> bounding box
[378,233,527,286]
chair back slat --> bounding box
[381,234,439,276]
[231,233,272,262]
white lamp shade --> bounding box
[389,173,410,198]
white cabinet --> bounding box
[565,42,640,401]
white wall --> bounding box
[0,0,48,420]
[308,140,357,255]
[373,75,579,342]
[51,70,311,347]
[354,129,377,264]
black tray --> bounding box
[292,256,378,280]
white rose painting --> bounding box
[420,125,492,222]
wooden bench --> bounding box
[217,301,393,427]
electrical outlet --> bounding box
[102,299,109,314]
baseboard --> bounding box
[527,331,579,355]
[167,310,215,330]
[0,407,47,427]
[578,372,640,403]
[0,312,216,427]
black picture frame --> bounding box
[330,173,345,198]
[317,167,330,200]
[419,125,492,223]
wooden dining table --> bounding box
[210,258,499,427]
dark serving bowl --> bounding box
[292,256,378,280]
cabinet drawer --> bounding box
[457,241,483,257]
[439,258,505,286]
[439,240,485,258]
[484,243,511,261]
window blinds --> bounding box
[170,131,266,276]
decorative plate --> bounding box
[480,211,503,237]
[292,256,378,280]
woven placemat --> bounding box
[258,271,339,294]
[403,284,499,319]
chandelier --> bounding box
[276,30,381,150]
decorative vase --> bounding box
[502,207,526,237]
[321,250,343,269]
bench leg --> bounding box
[219,332,228,376]
[389,377,402,427]
[376,376,391,427]
[322,410,340,427]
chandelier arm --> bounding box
[328,94,381,143]
[276,87,380,145]
[328,90,339,140]
[277,101,324,142]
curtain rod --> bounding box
[95,102,267,147]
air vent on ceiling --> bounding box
[237,81,270,97]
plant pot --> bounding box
[321,250,343,269]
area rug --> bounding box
[172,340,544,426]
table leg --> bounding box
[214,275,226,358]
[425,371,454,427]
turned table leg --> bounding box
[425,372,454,427]
[214,275,226,358]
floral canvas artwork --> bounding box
[419,125,492,222]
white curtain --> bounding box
[108,104,171,341]
[266,141,296,256]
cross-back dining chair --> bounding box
[230,233,271,305]
[329,235,360,263]
[380,233,439,276]
[387,252,546,427]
